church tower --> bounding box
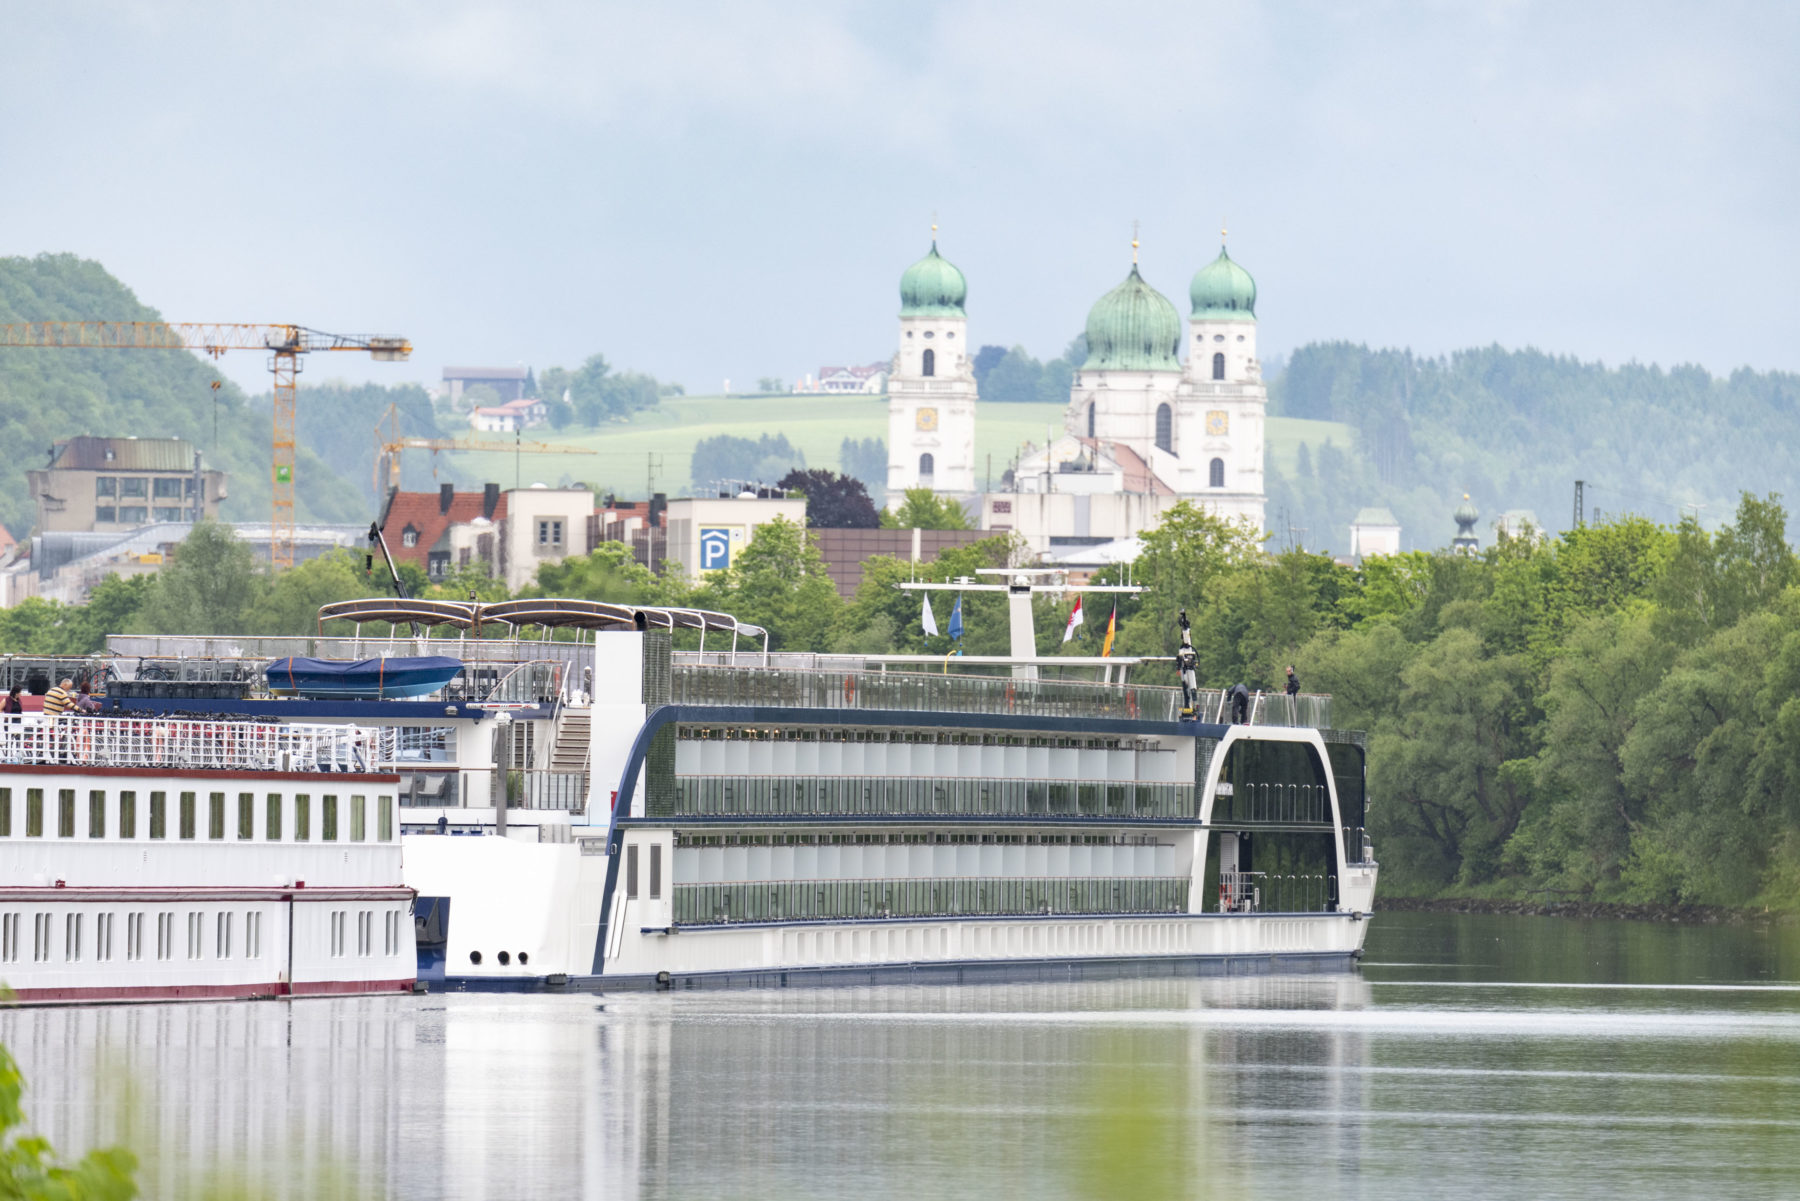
[1065,238,1184,468]
[1173,233,1266,530]
[887,235,977,498]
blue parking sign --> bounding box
[699,526,733,571]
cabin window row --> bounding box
[672,831,1167,848]
[672,876,1191,925]
[675,725,1139,751]
[659,775,1197,820]
[0,787,395,842]
[1,909,264,963]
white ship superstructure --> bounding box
[34,590,1377,995]
[0,715,416,1003]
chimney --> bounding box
[483,483,501,520]
[439,483,455,514]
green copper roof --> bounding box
[1083,265,1181,372]
[1454,495,1480,524]
[1190,246,1257,320]
[899,243,967,317]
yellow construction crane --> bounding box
[0,321,410,568]
[371,403,595,496]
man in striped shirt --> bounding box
[42,678,75,717]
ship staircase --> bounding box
[549,708,591,796]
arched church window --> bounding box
[1087,402,1096,438]
[923,348,935,377]
[1155,404,1172,454]
[1211,352,1225,380]
[919,452,935,480]
[1210,457,1225,488]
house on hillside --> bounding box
[1348,507,1402,557]
[443,366,533,405]
[468,396,548,432]
[797,363,888,394]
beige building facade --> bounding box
[27,437,227,534]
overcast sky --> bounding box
[3,1,1795,396]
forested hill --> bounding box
[0,254,368,539]
[1267,343,1800,551]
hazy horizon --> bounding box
[3,2,1795,396]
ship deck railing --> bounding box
[669,664,1332,729]
[0,714,382,774]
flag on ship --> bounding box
[921,593,939,637]
[1062,595,1084,643]
[948,594,964,641]
[1101,601,1118,657]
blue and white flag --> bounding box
[948,594,964,641]
[921,594,939,637]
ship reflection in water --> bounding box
[6,920,1800,1200]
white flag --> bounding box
[1062,595,1084,643]
[921,594,939,637]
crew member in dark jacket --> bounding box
[1285,666,1300,696]
[1230,682,1251,724]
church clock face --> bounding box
[1206,410,1229,436]
[916,407,939,432]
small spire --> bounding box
[931,210,939,247]
[1131,218,1140,265]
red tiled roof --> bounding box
[1076,438,1176,496]
[378,490,509,567]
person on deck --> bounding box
[76,683,102,714]
[42,678,75,717]
[1,686,22,715]
[1230,682,1251,724]
[1285,666,1300,697]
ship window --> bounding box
[351,795,366,842]
[1212,352,1225,380]
[322,795,338,842]
[378,796,393,841]
[0,788,9,837]
[65,914,82,961]
[89,790,105,838]
[216,912,232,959]
[267,794,283,841]
[208,792,226,840]
[294,795,311,841]
[238,793,254,839]
[127,913,143,960]
[119,792,136,839]
[627,845,639,898]
[246,912,261,958]
[156,913,172,960]
[187,912,202,959]
[1,914,15,962]
[179,792,196,840]
[149,792,166,839]
[650,844,662,899]
[58,789,75,838]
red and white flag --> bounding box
[1062,595,1084,643]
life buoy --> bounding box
[1004,681,1016,712]
[1126,691,1139,719]
[843,675,856,705]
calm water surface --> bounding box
[5,912,1800,1200]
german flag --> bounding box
[1101,601,1117,658]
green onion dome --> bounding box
[899,243,967,317]
[1454,494,1480,525]
[1189,246,1257,320]
[1083,266,1182,372]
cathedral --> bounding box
[884,232,1267,553]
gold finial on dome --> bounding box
[1132,218,1140,265]
[1221,219,1228,246]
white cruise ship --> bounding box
[68,590,1378,994]
[0,710,416,1003]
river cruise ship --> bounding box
[0,710,416,1003]
[59,591,1378,992]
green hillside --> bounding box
[1267,344,1800,553]
[0,254,369,539]
[445,394,1068,495]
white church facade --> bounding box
[885,232,1267,555]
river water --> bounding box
[4,912,1800,1200]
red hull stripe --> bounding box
[0,765,400,783]
[7,978,416,1004]
[0,887,414,902]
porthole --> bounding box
[519,951,530,965]
[497,950,511,966]
[469,951,482,965]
